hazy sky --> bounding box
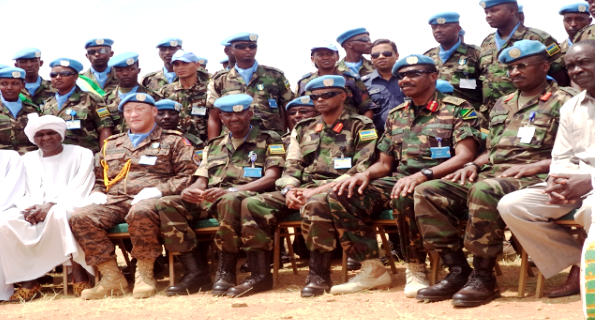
[0,0,582,86]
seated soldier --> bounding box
[155,94,284,296]
[69,93,197,300]
[0,115,94,301]
[155,99,204,153]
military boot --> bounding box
[416,249,472,301]
[132,259,157,299]
[81,259,130,300]
[330,258,391,294]
[166,249,212,296]
[227,251,273,297]
[452,256,501,307]
[404,263,430,298]
[211,251,237,296]
[301,250,333,297]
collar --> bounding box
[495,22,522,50]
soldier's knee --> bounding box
[244,196,263,216]
[469,180,491,195]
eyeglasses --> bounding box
[87,48,109,55]
[395,70,435,80]
[309,91,342,100]
[233,43,258,50]
[349,37,371,43]
[371,51,394,59]
[49,71,77,78]
[505,63,542,72]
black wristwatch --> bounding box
[281,186,292,196]
[421,168,434,180]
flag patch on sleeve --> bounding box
[358,129,378,141]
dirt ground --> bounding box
[0,256,582,320]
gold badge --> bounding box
[580,5,587,12]
[300,96,311,104]
[95,39,105,45]
[136,94,146,101]
[249,34,258,41]
[323,78,334,86]
[406,56,419,65]
[480,1,486,8]
[126,58,134,65]
[437,18,446,24]
[233,105,244,112]
[198,59,205,65]
[34,51,41,58]
[170,40,178,47]
[509,48,522,59]
[11,71,21,78]
[174,103,182,112]
[60,60,70,67]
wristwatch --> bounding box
[227,187,239,193]
[464,162,482,172]
[281,186,293,196]
[421,168,434,180]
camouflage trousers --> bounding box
[414,175,542,258]
[69,199,162,266]
[155,191,257,253]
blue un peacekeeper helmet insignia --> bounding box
[479,0,516,9]
[428,12,460,25]
[118,93,156,112]
[85,38,114,48]
[196,57,208,65]
[559,3,590,15]
[392,54,436,75]
[286,96,315,110]
[498,40,547,64]
[49,58,84,73]
[214,94,253,113]
[0,67,26,79]
[227,32,259,43]
[156,99,182,113]
[311,40,339,54]
[12,47,41,60]
[436,80,454,94]
[156,37,183,48]
[171,50,199,64]
[336,28,368,46]
[108,52,139,68]
[305,75,346,91]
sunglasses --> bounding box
[233,43,258,50]
[395,70,435,80]
[309,91,342,100]
[350,37,371,43]
[87,48,109,55]
[506,62,541,72]
[371,51,394,59]
[49,71,77,78]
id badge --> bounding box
[459,79,477,89]
[65,120,81,130]
[191,106,207,116]
[243,167,263,178]
[139,155,157,165]
[334,157,352,169]
[268,99,278,109]
[519,127,536,144]
[430,147,451,159]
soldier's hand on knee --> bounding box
[498,163,541,179]
[334,173,369,198]
[392,173,427,198]
[443,166,476,185]
[203,188,227,202]
[181,188,204,204]
[286,189,304,209]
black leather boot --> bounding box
[301,250,332,297]
[227,251,273,297]
[347,257,362,271]
[452,256,501,307]
[415,249,472,301]
[212,251,238,296]
[166,250,212,296]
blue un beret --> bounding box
[336,28,368,46]
[108,52,139,68]
[84,38,114,48]
[518,5,523,13]
[214,94,253,113]
[498,40,547,64]
[305,75,346,91]
[156,99,182,113]
[220,36,233,46]
[49,58,84,73]
[559,3,590,15]
[392,54,436,74]
[156,37,183,48]
[0,67,26,79]
[13,47,41,60]
[220,57,229,64]
[428,12,460,25]
[286,96,315,110]
[479,0,517,9]
[171,50,199,64]
[118,93,156,112]
[196,57,208,65]
[227,32,259,43]
[311,40,339,54]
[0,64,8,70]
[436,80,454,94]
[459,29,466,36]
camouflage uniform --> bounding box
[81,68,119,93]
[424,43,483,109]
[104,85,158,134]
[414,82,578,258]
[241,111,377,259]
[41,87,114,153]
[572,24,595,43]
[295,69,378,116]
[207,64,294,135]
[69,126,197,266]
[141,69,176,92]
[479,24,564,123]
[337,57,376,77]
[155,126,284,253]
[0,100,39,154]
[20,78,56,107]
[159,70,210,143]
[560,38,571,57]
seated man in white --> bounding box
[0,115,95,302]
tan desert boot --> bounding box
[81,260,129,300]
[133,259,157,299]
[330,259,391,294]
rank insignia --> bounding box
[333,123,344,133]
[269,144,286,154]
[315,123,323,132]
[460,109,478,120]
[540,92,552,101]
[546,43,561,56]
[426,101,439,112]
[97,107,111,117]
[359,129,378,141]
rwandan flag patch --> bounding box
[460,109,478,120]
[269,144,286,154]
[359,129,378,141]
[97,107,111,117]
[546,43,560,56]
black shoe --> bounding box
[347,257,361,271]
[166,250,212,296]
[416,249,472,302]
[227,251,273,297]
[301,250,332,298]
[212,251,238,296]
[452,256,501,307]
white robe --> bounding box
[0,145,95,300]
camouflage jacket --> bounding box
[93,126,197,203]
[207,64,294,135]
[377,91,482,177]
[295,69,378,115]
[337,57,376,77]
[158,71,210,143]
[141,68,177,92]
[20,78,56,107]
[424,43,483,109]
[194,126,285,189]
[277,110,377,188]
[573,24,595,43]
[486,81,579,178]
[81,68,119,93]
[41,87,114,153]
[0,100,40,154]
[104,85,158,134]
[479,24,564,118]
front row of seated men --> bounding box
[1,40,593,310]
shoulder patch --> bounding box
[262,65,285,75]
[442,96,467,106]
[350,113,374,125]
[390,101,410,114]
[97,107,111,117]
[557,86,581,97]
[460,109,478,120]
[545,43,561,56]
[268,144,286,154]
[260,129,281,141]
[358,128,378,141]
[193,150,203,165]
[106,132,126,140]
[343,71,360,80]
[212,69,230,80]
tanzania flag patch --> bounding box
[460,109,478,120]
[97,107,111,117]
[546,43,561,56]
[359,129,378,141]
[269,144,286,154]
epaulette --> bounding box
[184,133,204,147]
[106,132,126,140]
[557,86,581,97]
[504,93,516,102]
[390,101,410,114]
[260,129,282,141]
[163,129,183,136]
[281,132,291,138]
[211,69,230,80]
[442,96,467,106]
[207,134,225,146]
[262,65,285,75]
[526,27,552,41]
[361,74,371,81]
[481,33,496,47]
[422,47,437,56]
[294,116,319,130]
[141,70,159,79]
[350,113,374,124]
[343,71,360,80]
[298,72,313,84]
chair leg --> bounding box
[63,263,68,296]
[285,229,298,275]
[341,250,348,284]
[168,251,175,287]
[430,252,440,286]
[117,239,132,270]
[495,261,503,276]
[273,225,281,287]
[536,270,545,298]
[518,246,528,298]
[94,266,100,284]
[377,225,398,274]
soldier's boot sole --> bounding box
[166,280,213,296]
[81,285,130,300]
[451,289,501,307]
[132,281,156,299]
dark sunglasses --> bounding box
[350,37,371,43]
[87,48,109,55]
[49,71,77,78]
[395,70,435,80]
[371,51,394,59]
[233,43,258,50]
[505,63,541,72]
[309,91,342,100]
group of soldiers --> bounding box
[2,0,595,311]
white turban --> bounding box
[24,114,67,145]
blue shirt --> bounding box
[345,60,363,75]
[163,67,177,84]
[118,86,139,101]
[91,66,111,88]
[55,86,76,110]
[439,39,461,63]
[0,94,22,118]
[128,124,156,148]
[567,38,574,47]
[495,23,521,51]
[25,76,42,96]
[362,70,406,132]
[235,61,259,84]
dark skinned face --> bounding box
[155,109,180,130]
[231,41,257,64]
[33,129,62,154]
[15,58,42,79]
[507,56,550,91]
[50,66,78,92]
[431,23,461,46]
[286,106,319,130]
[114,64,141,88]
[563,13,592,40]
[311,49,339,70]
[484,4,516,29]
[158,46,182,64]
[310,89,346,114]
[219,109,253,135]
[566,44,595,91]
[0,78,24,101]
[397,65,438,99]
[345,34,372,55]
[85,46,114,69]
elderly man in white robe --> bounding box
[0,115,95,302]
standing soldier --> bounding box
[13,48,55,107]
[80,38,118,95]
[569,1,595,44]
[141,38,183,91]
[558,3,592,56]
[336,28,375,77]
[155,99,205,153]
[41,58,114,153]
